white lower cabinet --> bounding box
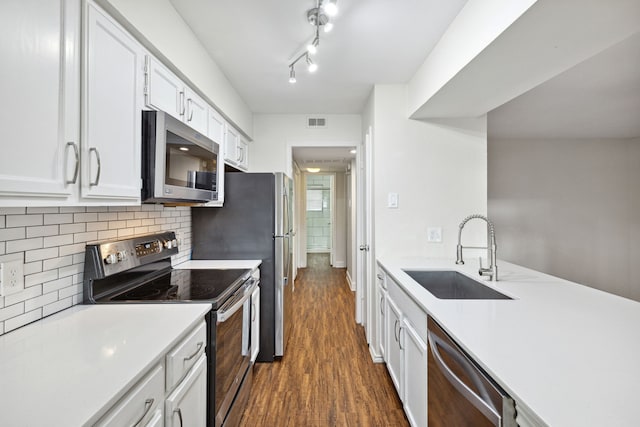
[95,364,165,427]
[386,297,403,398]
[165,354,207,427]
[381,268,429,427]
[402,319,428,427]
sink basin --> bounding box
[402,270,512,300]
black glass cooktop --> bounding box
[106,268,250,308]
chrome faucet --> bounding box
[455,214,498,281]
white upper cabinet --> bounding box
[223,125,249,171]
[145,57,208,136]
[81,0,144,202]
[207,107,226,146]
[0,0,81,205]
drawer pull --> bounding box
[183,342,203,363]
[174,408,184,427]
[131,398,154,427]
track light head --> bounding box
[306,55,318,73]
[323,0,338,17]
[289,66,296,84]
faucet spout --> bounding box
[455,214,498,281]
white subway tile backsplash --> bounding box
[0,227,26,241]
[59,223,86,234]
[44,213,73,225]
[27,207,59,214]
[73,213,98,223]
[24,292,58,312]
[0,204,192,336]
[4,286,41,306]
[5,308,42,333]
[25,247,58,263]
[6,238,43,253]
[25,270,58,287]
[43,298,72,317]
[44,234,74,248]
[26,225,60,238]
[43,256,73,271]
[0,303,24,322]
[43,277,73,294]
[0,208,26,215]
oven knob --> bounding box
[104,253,118,265]
[164,239,178,249]
[117,251,127,261]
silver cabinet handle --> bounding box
[187,99,194,121]
[427,330,500,425]
[398,326,404,350]
[183,341,203,363]
[65,142,79,184]
[131,398,154,427]
[380,296,384,315]
[89,147,101,187]
[174,408,183,427]
[179,91,185,116]
[377,274,383,280]
[394,319,399,342]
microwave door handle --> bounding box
[427,330,501,425]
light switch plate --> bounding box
[388,192,399,208]
[427,227,442,243]
[0,260,25,296]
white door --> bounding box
[0,0,80,203]
[82,1,144,201]
[356,127,373,336]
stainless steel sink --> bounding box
[403,270,512,300]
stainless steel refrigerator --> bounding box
[191,172,293,362]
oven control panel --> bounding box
[84,231,179,280]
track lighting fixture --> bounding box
[287,0,338,83]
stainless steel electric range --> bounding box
[83,231,257,427]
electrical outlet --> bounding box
[427,227,442,243]
[1,260,25,296]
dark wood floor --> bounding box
[240,253,409,426]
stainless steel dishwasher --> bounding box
[427,317,518,426]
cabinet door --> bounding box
[184,87,208,135]
[165,354,207,427]
[207,108,226,146]
[82,1,144,202]
[402,319,428,427]
[224,126,239,165]
[146,56,183,120]
[378,286,387,359]
[0,0,80,204]
[237,138,249,171]
[386,297,403,399]
[251,286,261,362]
[144,410,164,427]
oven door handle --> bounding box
[217,279,258,322]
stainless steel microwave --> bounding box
[142,110,221,203]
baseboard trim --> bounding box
[369,346,384,363]
[346,270,355,291]
[333,261,346,268]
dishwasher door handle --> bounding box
[427,330,500,426]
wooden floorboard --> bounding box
[240,253,409,426]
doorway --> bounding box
[305,174,334,262]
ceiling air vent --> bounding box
[307,117,327,128]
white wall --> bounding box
[99,0,253,137]
[372,85,488,259]
[251,114,362,177]
[334,172,347,268]
[489,137,640,302]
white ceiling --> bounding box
[293,147,356,172]
[169,0,468,114]
[489,32,640,140]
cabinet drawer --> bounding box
[95,364,164,427]
[387,276,428,343]
[166,321,207,391]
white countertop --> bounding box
[0,304,211,427]
[378,257,640,427]
[175,259,262,270]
